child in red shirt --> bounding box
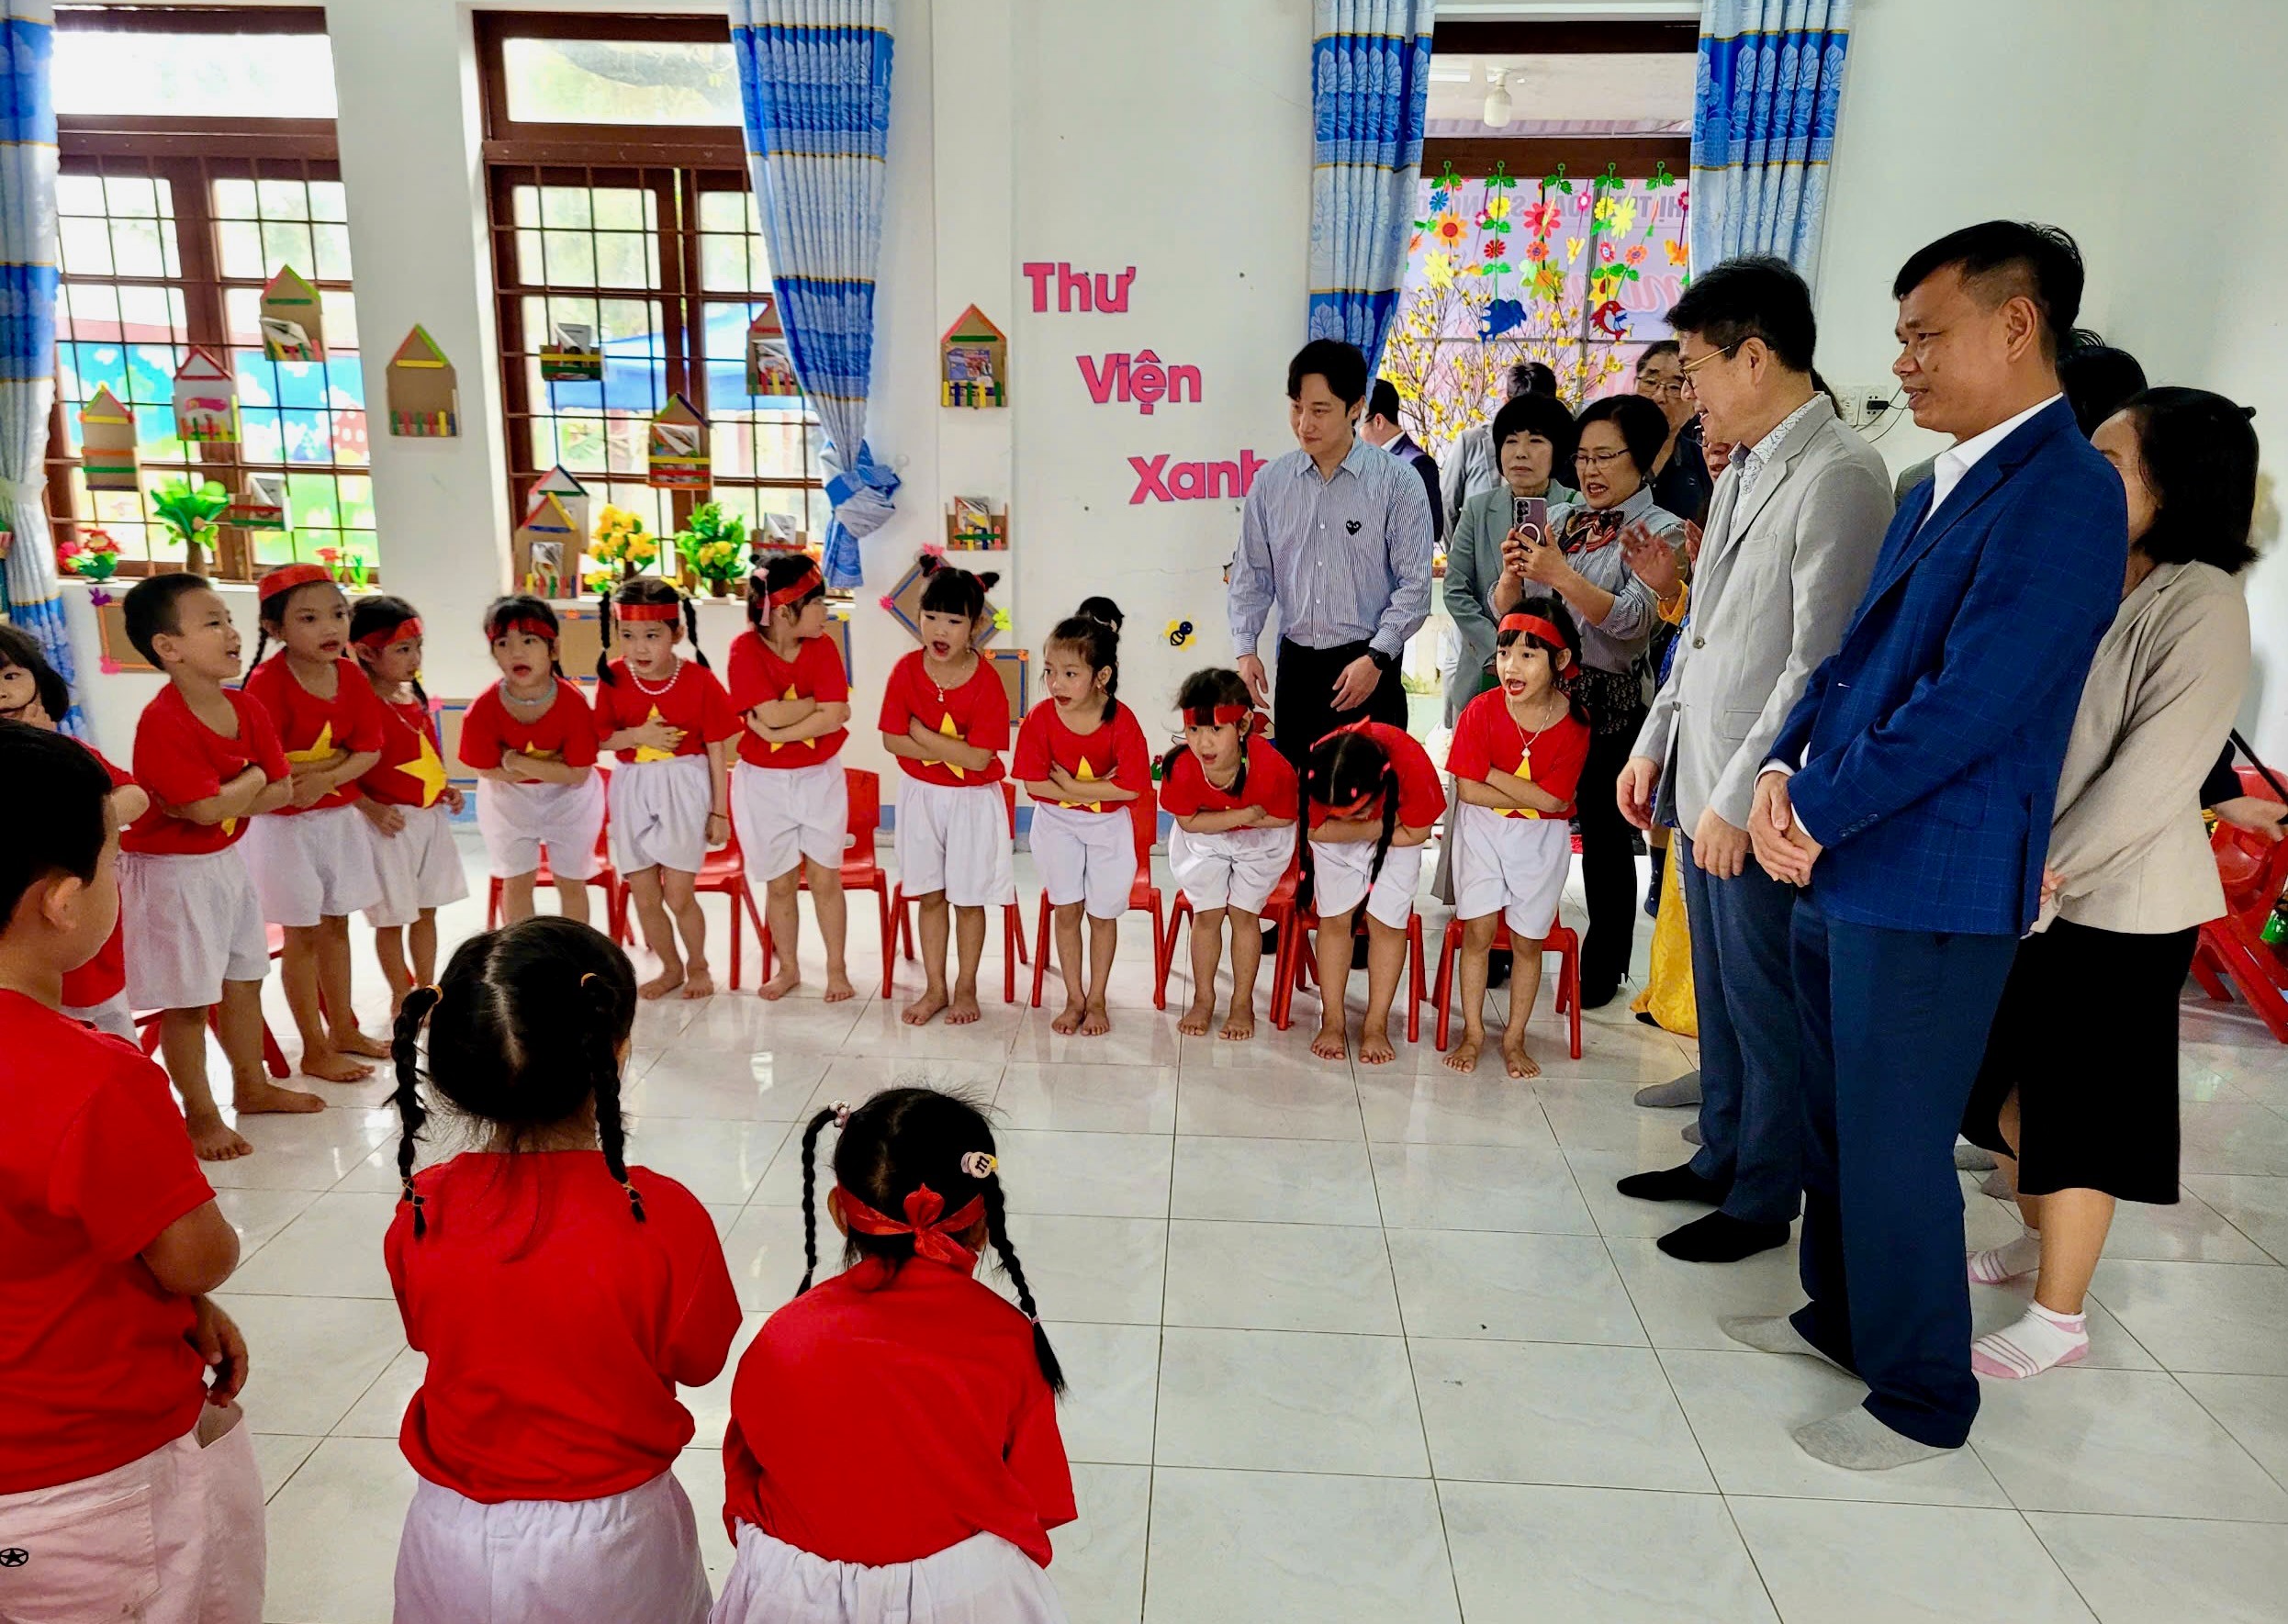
[878,561,1014,1026]
[0,722,264,1621]
[727,554,857,1003]
[1445,601,1593,1080]
[1014,598,1150,1038]
[119,574,320,1159]
[348,596,467,1015]
[386,914,740,1624]
[592,577,741,1000]
[1299,717,1447,1066]
[241,564,390,1082]
[458,596,605,928]
[1161,666,1298,1042]
[714,1087,1073,1622]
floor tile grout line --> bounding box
[2170,1372,2288,1501]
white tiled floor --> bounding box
[198,835,2288,1622]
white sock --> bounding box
[1971,1301,2089,1380]
[1968,1232,2042,1284]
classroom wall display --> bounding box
[225,471,288,531]
[988,648,1028,725]
[880,552,1002,650]
[95,599,158,673]
[172,346,238,443]
[746,295,801,397]
[939,306,1008,408]
[258,267,324,363]
[540,320,603,383]
[533,465,590,544]
[78,386,140,491]
[945,496,1006,552]
[513,491,582,599]
[386,326,459,437]
[646,393,711,489]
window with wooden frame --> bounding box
[477,12,827,582]
[42,7,373,578]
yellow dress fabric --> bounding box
[1630,839,1698,1037]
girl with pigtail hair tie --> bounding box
[384,915,740,1624]
[715,1085,1075,1623]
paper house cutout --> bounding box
[939,306,1007,409]
[386,325,459,437]
[533,465,589,545]
[171,347,238,443]
[514,492,583,599]
[540,320,602,383]
[745,295,800,398]
[645,393,711,490]
[946,496,1006,552]
[79,386,140,491]
[258,267,325,363]
[224,472,287,531]
[883,553,1001,651]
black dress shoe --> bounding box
[1657,1210,1791,1263]
[1580,980,1622,1011]
[1615,1163,1727,1204]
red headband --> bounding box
[493,616,556,644]
[1183,702,1250,727]
[356,616,421,653]
[613,600,683,622]
[258,562,331,599]
[1499,613,1566,649]
[836,1183,985,1273]
[764,564,824,610]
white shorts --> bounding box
[733,758,849,881]
[1453,801,1570,939]
[1168,823,1294,915]
[1310,835,1424,930]
[395,1470,708,1624]
[609,755,715,877]
[897,778,1015,909]
[0,1411,264,1624]
[710,1522,1067,1624]
[1029,802,1137,920]
[63,991,135,1042]
[365,802,471,929]
[477,773,605,881]
[242,803,383,927]
[120,847,272,1011]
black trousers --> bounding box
[1576,713,1646,996]
[1272,637,1408,776]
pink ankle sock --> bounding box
[1971,1301,2088,1380]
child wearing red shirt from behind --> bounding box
[713,1088,1074,1622]
[0,722,264,1623]
[385,914,740,1624]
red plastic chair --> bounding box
[486,816,622,938]
[754,767,901,998]
[135,922,292,1079]
[2192,767,2288,1043]
[1282,899,1429,1044]
[890,779,1028,1003]
[1430,913,1584,1059]
[1156,848,1305,1029]
[1030,784,1168,1010]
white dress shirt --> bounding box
[1923,393,2062,521]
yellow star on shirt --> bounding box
[1499,745,1541,820]
[1060,755,1104,812]
[767,682,797,755]
[398,727,447,808]
[286,720,334,766]
[935,711,966,779]
[633,705,679,764]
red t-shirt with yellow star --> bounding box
[242,652,389,815]
[1447,689,1591,820]
[877,650,1008,788]
[1012,700,1151,814]
[590,660,741,766]
[365,691,452,809]
[456,680,600,772]
[725,630,849,771]
[123,685,289,857]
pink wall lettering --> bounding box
[1076,350,1203,414]
[1128,450,1268,505]
[1022,261,1137,314]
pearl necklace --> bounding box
[501,682,555,711]
[628,662,680,697]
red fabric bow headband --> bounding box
[258,562,331,600]
[1499,613,1565,649]
[356,617,421,653]
[836,1183,985,1273]
[1183,702,1250,727]
[764,564,824,610]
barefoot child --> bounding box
[1015,598,1149,1037]
[120,574,323,1159]
[349,597,468,1015]
[1445,601,1591,1080]
[879,559,1015,1026]
[0,722,265,1621]
[241,564,392,1081]
[457,597,605,926]
[387,916,740,1623]
[1161,667,1297,1041]
[0,624,148,1039]
[1299,721,1445,1065]
[712,1087,1073,1622]
[593,577,740,1000]
[728,554,856,1003]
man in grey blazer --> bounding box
[1614,257,1895,1262]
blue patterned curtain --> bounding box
[730,0,897,590]
[0,0,83,735]
[1307,0,1435,374]
[1690,0,1854,281]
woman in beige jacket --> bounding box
[1960,387,2260,1379]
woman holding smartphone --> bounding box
[1442,391,1579,725]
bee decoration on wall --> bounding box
[1165,619,1194,649]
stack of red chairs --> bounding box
[1031,784,1167,1010]
[2192,766,2288,1043]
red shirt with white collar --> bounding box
[1012,700,1151,813]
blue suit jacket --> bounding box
[1770,398,2127,935]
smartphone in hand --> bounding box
[1509,494,1548,547]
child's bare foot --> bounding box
[824,970,857,1003]
[1501,1029,1541,1080]
[640,970,685,1000]
[185,1112,254,1161]
[1079,1000,1111,1037]
[1052,998,1087,1036]
[947,989,983,1025]
[680,967,715,1000]
[902,989,949,1026]
[1442,1034,1484,1074]
[301,1049,373,1083]
[331,1028,391,1060]
[757,966,802,1001]
[1358,1020,1396,1067]
[1218,1003,1257,1042]
[1310,1020,1349,1060]
[235,1078,325,1116]
[1178,998,1217,1037]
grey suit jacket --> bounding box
[1442,424,1500,536]
[1633,396,1894,830]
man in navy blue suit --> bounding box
[1729,223,2127,1469]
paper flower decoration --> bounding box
[992,607,1011,633]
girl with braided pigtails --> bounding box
[383,916,740,1624]
[713,1086,1074,1623]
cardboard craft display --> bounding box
[645,393,710,490]
[533,465,590,543]
[881,554,1002,651]
[225,471,288,531]
[745,295,800,397]
[387,325,459,437]
[939,305,1007,408]
[172,347,238,443]
[78,386,140,491]
[258,267,324,363]
[945,496,1006,552]
[513,491,582,600]
[539,320,603,383]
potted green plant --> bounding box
[674,502,750,598]
[151,478,230,576]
